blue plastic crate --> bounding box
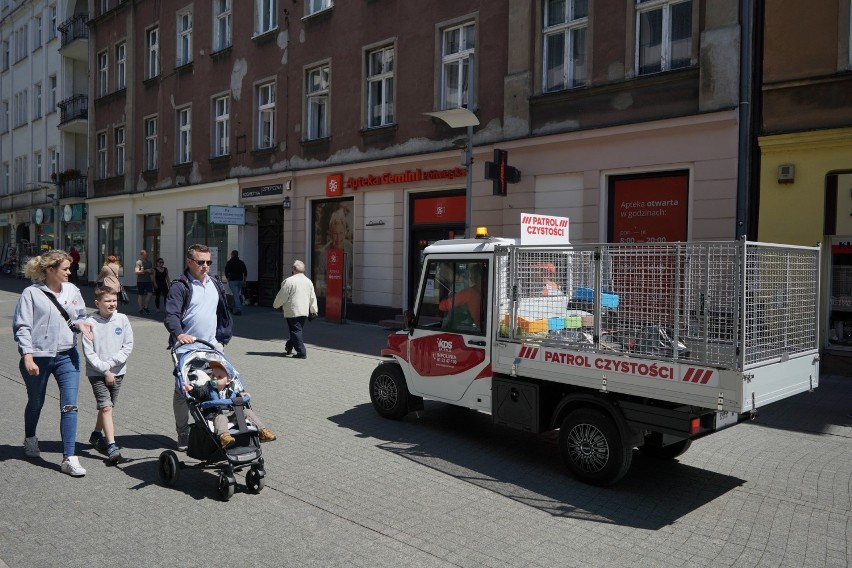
[573,287,619,309]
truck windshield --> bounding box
[417,259,488,335]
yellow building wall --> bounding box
[758,128,852,245]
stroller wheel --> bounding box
[246,467,265,494]
[217,471,235,501]
[158,451,180,486]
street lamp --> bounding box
[28,181,61,249]
[424,56,478,238]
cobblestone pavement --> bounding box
[0,279,850,567]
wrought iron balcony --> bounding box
[59,175,87,199]
[57,95,88,125]
[58,14,89,47]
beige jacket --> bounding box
[272,273,318,318]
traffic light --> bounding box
[484,149,521,196]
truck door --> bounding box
[405,257,491,402]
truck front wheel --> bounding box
[369,363,409,420]
[559,409,632,486]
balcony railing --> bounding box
[58,14,89,47]
[59,175,87,199]
[57,95,88,124]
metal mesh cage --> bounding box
[495,241,819,370]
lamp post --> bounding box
[47,190,60,249]
[424,55,478,237]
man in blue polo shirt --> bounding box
[163,244,232,451]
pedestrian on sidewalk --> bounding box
[224,250,247,315]
[273,260,318,359]
[153,257,170,313]
[135,249,154,315]
[13,249,94,477]
[82,286,134,464]
[164,244,232,451]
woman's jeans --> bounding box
[21,348,81,457]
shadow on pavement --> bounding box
[329,403,744,530]
[0,442,63,472]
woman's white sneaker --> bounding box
[60,456,86,477]
[23,436,40,458]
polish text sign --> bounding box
[520,213,570,245]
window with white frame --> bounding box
[13,90,27,127]
[176,106,191,164]
[97,51,108,97]
[176,9,193,66]
[33,152,41,183]
[13,24,27,63]
[441,22,475,109]
[146,26,160,78]
[256,0,277,35]
[49,147,57,177]
[48,75,56,111]
[1,99,7,132]
[256,82,275,148]
[49,5,57,40]
[306,65,329,140]
[306,0,331,17]
[144,116,158,170]
[33,16,42,49]
[96,131,107,179]
[366,46,394,128]
[115,42,126,90]
[115,126,125,176]
[213,95,230,156]
[2,163,8,195]
[33,83,41,119]
[2,41,8,70]
[543,0,588,91]
[13,155,27,191]
[213,0,231,51]
[99,0,109,15]
[635,0,692,75]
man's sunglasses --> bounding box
[191,259,213,266]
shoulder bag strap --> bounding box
[40,289,74,328]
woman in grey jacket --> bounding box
[13,250,93,476]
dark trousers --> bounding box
[154,284,168,308]
[285,316,307,356]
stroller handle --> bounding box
[170,338,221,365]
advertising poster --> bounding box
[312,197,354,299]
[608,172,689,243]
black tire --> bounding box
[558,409,632,486]
[158,451,179,487]
[369,363,409,420]
[245,467,265,494]
[639,437,692,460]
[218,472,235,501]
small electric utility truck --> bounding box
[369,229,821,485]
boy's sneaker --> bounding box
[219,432,235,448]
[89,431,108,453]
[106,443,122,464]
[23,436,40,458]
[259,428,277,442]
[176,431,189,452]
[60,456,86,477]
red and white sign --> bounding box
[520,213,570,245]
[326,174,343,197]
[325,247,344,322]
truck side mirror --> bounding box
[404,310,415,332]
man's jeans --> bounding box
[285,316,307,356]
[21,349,81,457]
[228,281,243,312]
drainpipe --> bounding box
[736,0,762,240]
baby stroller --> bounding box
[158,340,266,501]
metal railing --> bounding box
[58,14,89,47]
[59,176,87,199]
[57,95,88,124]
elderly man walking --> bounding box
[272,260,318,359]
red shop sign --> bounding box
[413,196,466,224]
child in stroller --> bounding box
[183,360,277,448]
[159,342,270,500]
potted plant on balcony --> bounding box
[54,168,81,185]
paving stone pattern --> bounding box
[0,280,849,567]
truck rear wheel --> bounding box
[369,363,409,420]
[559,409,632,486]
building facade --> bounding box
[756,0,852,352]
[0,0,88,275]
[87,0,743,320]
